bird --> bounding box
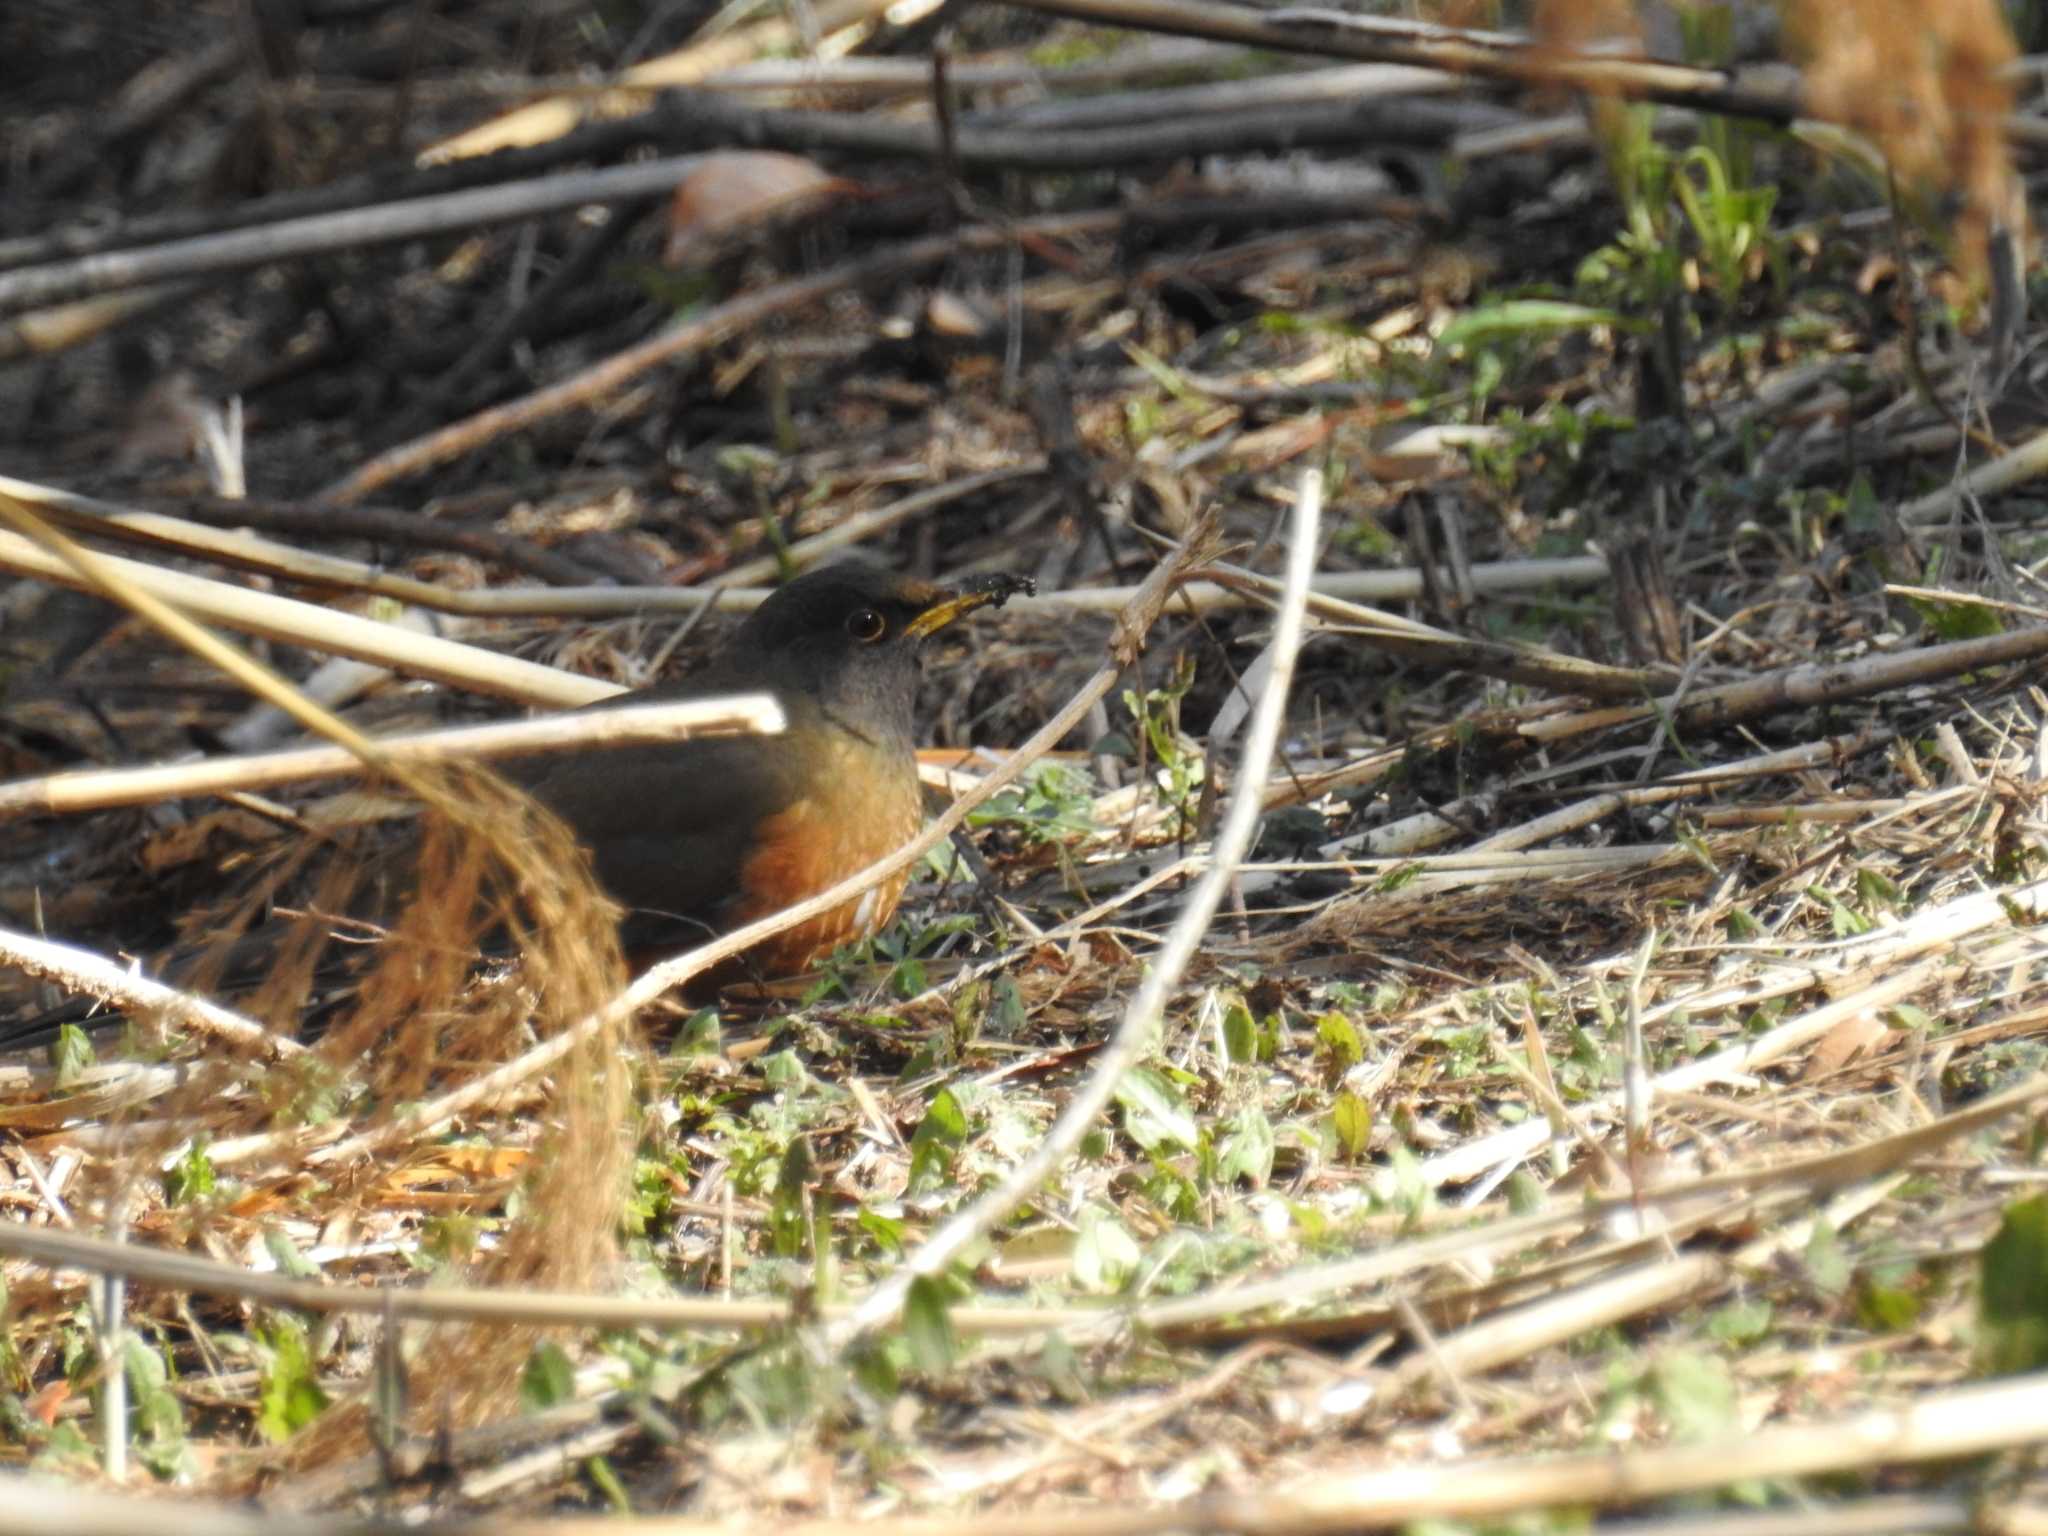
[503,563,1032,973]
[0,564,1031,1047]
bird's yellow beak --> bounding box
[903,573,1035,639]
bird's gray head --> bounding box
[720,566,1032,747]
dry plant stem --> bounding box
[644,86,1486,171]
[1592,1499,1989,1536]
[419,0,900,163]
[0,475,600,593]
[2,464,479,609]
[1423,960,1948,1190]
[1522,623,2048,742]
[1470,730,1891,852]
[14,470,1040,619]
[0,493,384,764]
[1226,1373,2048,1536]
[1373,1172,1902,1421]
[283,522,1214,1172]
[0,155,752,314]
[0,1219,1094,1337]
[4,469,1602,629]
[0,282,201,362]
[142,493,603,586]
[998,0,1803,122]
[1193,558,1648,698]
[839,470,1322,1342]
[0,39,1255,273]
[0,696,784,818]
[0,926,300,1062]
[16,1377,2048,1535]
[322,212,1123,503]
[197,557,1610,621]
[0,526,608,709]
[1898,421,2048,524]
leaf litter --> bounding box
[0,0,2045,1526]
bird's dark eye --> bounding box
[845,607,886,642]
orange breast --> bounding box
[733,736,924,975]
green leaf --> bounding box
[1332,1091,1372,1162]
[903,1275,958,1372]
[1219,1107,1276,1186]
[759,1050,810,1090]
[1908,593,2005,642]
[125,1333,193,1478]
[671,1008,722,1057]
[857,1205,906,1255]
[770,1135,814,1259]
[908,1088,969,1192]
[1073,1207,1141,1292]
[1439,299,1644,351]
[1707,1298,1772,1344]
[262,1229,320,1280]
[1316,1012,1364,1070]
[585,1454,632,1513]
[50,1024,92,1089]
[521,1340,577,1410]
[1978,1194,2048,1377]
[849,1336,901,1402]
[1855,1276,1922,1333]
[1115,1067,1197,1152]
[256,1320,330,1444]
[1221,1001,1258,1065]
[162,1141,216,1206]
[1804,1218,1852,1295]
[1648,1352,1738,1441]
[1886,1003,1937,1034]
[990,976,1028,1035]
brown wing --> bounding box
[500,701,807,954]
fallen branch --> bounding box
[1521,625,2048,742]
[0,1218,1093,1338]
[996,0,1804,125]
[145,493,610,586]
[0,696,783,819]
[0,155,725,314]
[0,926,300,1063]
[0,525,609,709]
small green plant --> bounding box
[966,761,1098,844]
[1977,1194,2048,1377]
[162,1140,217,1207]
[255,1319,331,1443]
[117,1334,195,1479]
[1121,656,1203,839]
[1571,100,1786,407]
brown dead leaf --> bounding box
[1081,932,1132,969]
[664,151,852,266]
[24,1380,69,1427]
[375,1145,530,1195]
[1804,1011,1899,1080]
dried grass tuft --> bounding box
[68,757,635,1474]
[1790,0,2025,277]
